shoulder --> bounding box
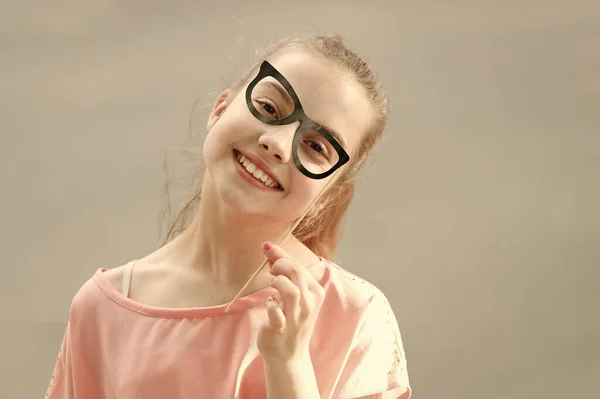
[317,260,412,399]
[316,258,398,334]
[103,263,127,292]
[68,262,130,317]
[318,258,406,349]
[319,258,390,307]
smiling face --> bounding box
[202,51,373,224]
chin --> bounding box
[217,184,271,218]
[219,190,298,226]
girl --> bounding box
[46,34,411,399]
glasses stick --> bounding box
[224,170,340,313]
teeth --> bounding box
[236,152,280,189]
[252,169,264,180]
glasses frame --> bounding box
[245,61,350,180]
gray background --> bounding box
[1,1,599,398]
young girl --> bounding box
[46,34,411,399]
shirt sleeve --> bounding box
[46,322,75,399]
[332,291,412,399]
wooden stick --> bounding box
[224,171,339,313]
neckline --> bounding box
[93,257,326,318]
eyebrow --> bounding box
[319,124,347,149]
[264,81,295,108]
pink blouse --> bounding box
[46,258,411,398]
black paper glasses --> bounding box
[245,61,350,180]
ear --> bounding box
[206,89,232,131]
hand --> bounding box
[257,242,326,363]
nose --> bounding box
[257,122,300,163]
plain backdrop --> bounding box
[1,1,599,398]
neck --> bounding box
[168,177,314,291]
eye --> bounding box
[262,102,276,116]
[257,100,279,119]
[305,140,328,157]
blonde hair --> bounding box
[160,34,388,259]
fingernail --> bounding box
[263,241,273,251]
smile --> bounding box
[233,150,283,190]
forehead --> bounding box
[267,52,372,153]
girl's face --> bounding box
[202,51,372,224]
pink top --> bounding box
[46,259,411,399]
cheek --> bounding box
[203,120,249,164]
[219,113,264,148]
[287,174,328,211]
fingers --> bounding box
[262,241,291,263]
[266,296,286,331]
[264,242,326,328]
[270,258,308,292]
[270,274,300,319]
[263,242,313,291]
